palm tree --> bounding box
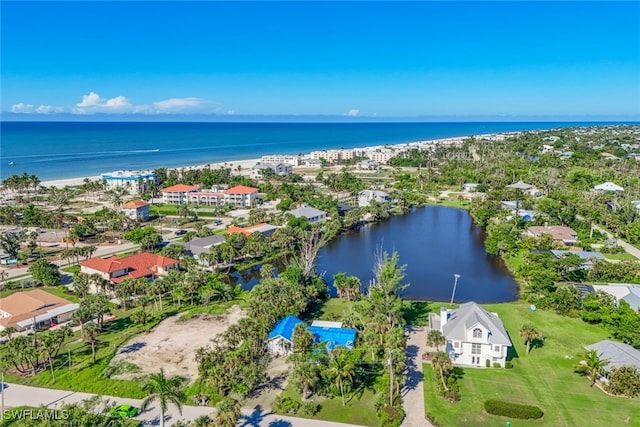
[81,322,100,363]
[519,324,543,354]
[326,348,356,406]
[432,351,453,391]
[427,329,445,352]
[214,397,241,427]
[140,368,186,427]
[575,349,610,386]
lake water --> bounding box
[234,206,519,303]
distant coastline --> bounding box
[2,121,632,183]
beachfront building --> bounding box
[261,154,303,167]
[525,225,579,247]
[80,252,179,287]
[101,170,157,195]
[287,205,327,224]
[122,199,151,221]
[161,184,199,204]
[251,163,293,179]
[310,149,363,163]
[365,147,405,164]
[224,185,259,207]
[430,302,512,367]
[0,289,79,332]
[358,190,391,207]
[357,160,379,170]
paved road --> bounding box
[0,383,367,427]
[592,225,640,261]
[400,326,433,427]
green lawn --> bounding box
[603,252,638,261]
[278,385,379,427]
[424,302,640,426]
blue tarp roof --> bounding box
[268,315,305,342]
[308,326,357,350]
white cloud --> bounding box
[346,109,360,117]
[36,105,64,114]
[152,97,222,114]
[227,110,235,115]
[73,92,135,114]
[11,103,34,113]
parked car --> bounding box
[174,229,187,235]
[110,404,138,418]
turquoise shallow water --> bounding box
[0,121,619,181]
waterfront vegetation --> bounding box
[1,125,640,426]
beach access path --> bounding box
[401,325,434,427]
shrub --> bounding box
[484,399,543,419]
[273,395,300,415]
[376,404,405,427]
[300,401,321,417]
[493,362,502,368]
[505,361,514,369]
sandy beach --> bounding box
[40,158,262,188]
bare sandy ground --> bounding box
[110,305,245,383]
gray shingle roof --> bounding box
[442,302,512,346]
[288,205,326,219]
[585,340,640,370]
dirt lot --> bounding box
[110,305,245,383]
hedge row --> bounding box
[484,399,544,419]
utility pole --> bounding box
[1,369,4,424]
[450,274,461,306]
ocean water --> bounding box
[0,121,618,182]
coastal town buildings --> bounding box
[161,184,259,207]
[260,154,303,166]
[184,235,226,263]
[101,170,158,195]
[225,222,277,238]
[250,162,293,179]
[0,289,79,332]
[122,199,151,221]
[430,302,512,367]
[80,252,179,286]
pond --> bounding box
[231,206,519,303]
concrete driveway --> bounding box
[400,325,434,427]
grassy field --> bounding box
[278,385,379,427]
[424,302,640,427]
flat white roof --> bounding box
[311,320,343,328]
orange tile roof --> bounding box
[80,252,179,282]
[0,289,74,328]
[225,223,269,237]
[122,199,150,208]
[161,184,198,193]
[225,185,259,194]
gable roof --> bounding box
[122,199,150,209]
[225,223,276,237]
[268,315,306,342]
[80,252,179,282]
[0,289,77,328]
[593,182,624,192]
[527,226,578,242]
[506,180,533,190]
[585,340,640,371]
[442,302,511,346]
[161,184,198,193]
[225,185,259,194]
[288,205,326,219]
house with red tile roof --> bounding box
[161,184,199,205]
[80,252,179,286]
[122,199,151,221]
[224,186,259,207]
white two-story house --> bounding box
[436,302,512,367]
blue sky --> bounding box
[2,1,639,120]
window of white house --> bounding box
[472,343,481,354]
[494,345,500,352]
[472,328,482,338]
[454,341,460,348]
